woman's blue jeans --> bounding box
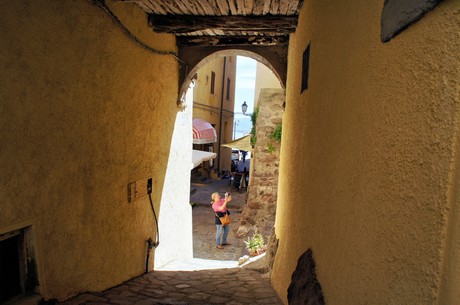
[215,224,229,246]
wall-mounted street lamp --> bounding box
[232,101,252,140]
[241,101,252,116]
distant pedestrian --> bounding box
[231,160,238,172]
[242,167,249,188]
[211,192,232,249]
[241,150,247,162]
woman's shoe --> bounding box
[216,245,224,249]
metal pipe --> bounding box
[145,238,154,274]
[217,57,227,174]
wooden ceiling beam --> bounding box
[176,34,289,46]
[148,14,298,34]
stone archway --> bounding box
[177,47,286,106]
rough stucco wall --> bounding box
[272,0,460,304]
[0,0,178,300]
[438,126,460,304]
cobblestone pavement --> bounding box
[60,165,283,304]
[190,176,249,261]
[62,268,281,305]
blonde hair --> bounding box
[211,192,219,202]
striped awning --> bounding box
[192,118,217,144]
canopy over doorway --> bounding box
[192,118,217,144]
[192,150,216,169]
[221,135,252,152]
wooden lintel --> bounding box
[148,14,298,34]
[176,35,289,46]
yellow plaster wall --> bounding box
[0,0,178,300]
[273,0,460,304]
[254,62,282,107]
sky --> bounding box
[233,56,257,139]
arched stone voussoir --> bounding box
[177,45,287,107]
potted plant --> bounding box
[244,229,267,256]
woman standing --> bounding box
[211,192,232,249]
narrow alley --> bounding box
[3,1,459,304]
[57,158,283,305]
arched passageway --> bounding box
[4,1,459,304]
[155,51,285,271]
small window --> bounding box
[301,43,310,93]
[210,71,216,94]
[226,78,231,100]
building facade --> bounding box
[192,56,236,174]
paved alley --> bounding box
[61,267,281,305]
[59,164,283,305]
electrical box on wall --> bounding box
[127,177,152,203]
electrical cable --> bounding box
[91,0,184,64]
[193,104,234,118]
[139,178,159,274]
[193,102,235,115]
[148,192,160,248]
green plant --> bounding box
[250,107,259,148]
[271,123,282,143]
[267,142,275,153]
[244,229,266,256]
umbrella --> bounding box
[191,150,217,169]
[192,118,217,144]
[221,135,252,151]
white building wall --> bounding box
[154,88,194,269]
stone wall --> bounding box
[237,89,285,240]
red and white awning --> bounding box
[192,118,217,144]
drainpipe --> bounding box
[217,57,227,174]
